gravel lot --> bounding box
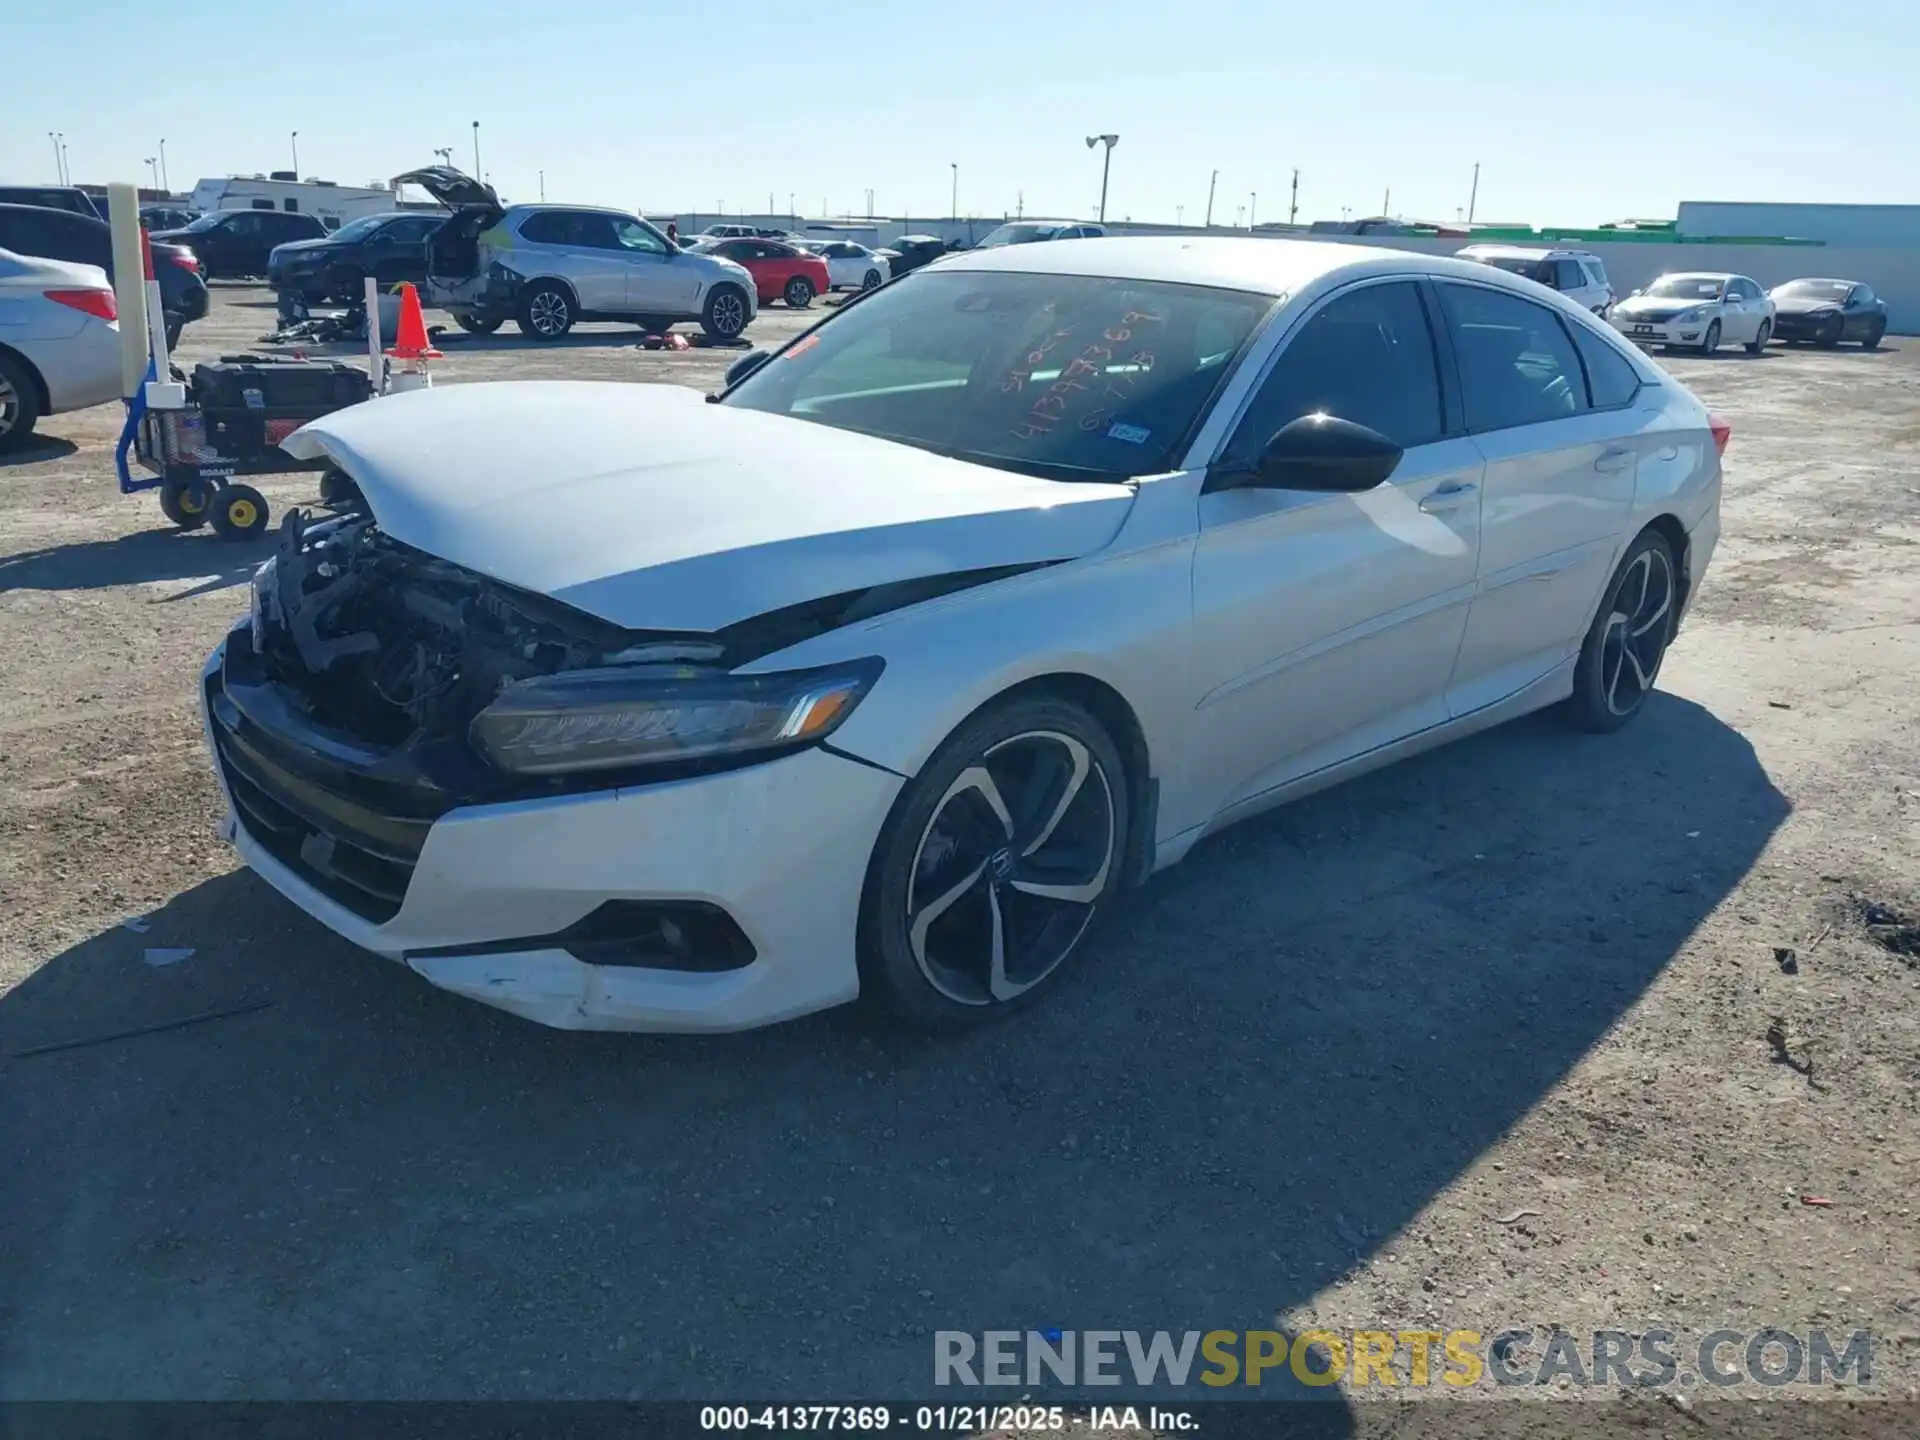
[1,285,1916,1431]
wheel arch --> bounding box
[520,273,582,309]
[901,669,1157,890]
[0,342,52,416]
[1639,512,1692,618]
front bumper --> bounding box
[1771,313,1843,342]
[1612,315,1710,347]
[199,634,905,1032]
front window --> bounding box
[722,269,1271,482]
[181,212,233,232]
[1772,279,1851,302]
[1644,275,1726,300]
[610,216,668,255]
[976,222,1067,248]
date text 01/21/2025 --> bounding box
[698,1405,1195,1432]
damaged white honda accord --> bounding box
[201,237,1725,1033]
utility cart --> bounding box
[118,356,373,540]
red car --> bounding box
[694,237,831,309]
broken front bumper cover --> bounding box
[199,630,904,1032]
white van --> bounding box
[187,176,400,231]
[1456,244,1616,316]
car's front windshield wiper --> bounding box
[915,444,1126,485]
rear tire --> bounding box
[516,280,576,340]
[858,695,1130,1030]
[454,313,502,335]
[700,285,750,340]
[1563,529,1678,733]
[1697,319,1721,355]
[783,275,816,309]
[0,351,43,454]
[1745,319,1771,355]
[209,483,269,541]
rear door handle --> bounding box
[1418,480,1477,513]
[1595,446,1635,474]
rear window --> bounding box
[1475,255,1553,285]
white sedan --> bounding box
[1609,271,1776,355]
[210,237,1724,1033]
[801,239,892,291]
[0,248,123,452]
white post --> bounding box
[365,275,384,393]
[142,275,186,408]
[106,183,148,398]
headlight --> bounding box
[470,659,883,776]
[1672,306,1708,323]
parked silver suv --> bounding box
[395,167,758,341]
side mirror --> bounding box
[724,350,771,388]
[1215,414,1403,493]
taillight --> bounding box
[1708,412,1731,456]
[46,288,117,321]
[165,253,198,271]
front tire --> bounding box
[158,476,209,529]
[1698,319,1722,355]
[516,281,576,340]
[1862,322,1885,350]
[858,696,1130,1030]
[1564,530,1678,733]
[862,268,883,291]
[0,351,43,454]
[700,284,750,340]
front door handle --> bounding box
[1418,480,1477,513]
[1595,446,1635,474]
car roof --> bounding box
[506,203,637,218]
[1461,243,1595,261]
[936,234,1501,297]
[1775,276,1857,286]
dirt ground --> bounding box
[1,286,1916,1432]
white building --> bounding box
[1677,201,1920,246]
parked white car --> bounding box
[1455,244,1615,316]
[799,239,892,291]
[0,247,122,452]
[1610,272,1775,354]
[214,237,1724,1034]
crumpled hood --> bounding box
[282,381,1135,632]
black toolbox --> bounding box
[190,355,373,460]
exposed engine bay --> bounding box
[251,508,1037,759]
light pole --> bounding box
[1249,191,1257,228]
[48,133,63,184]
[433,147,452,167]
[290,131,300,176]
[60,138,70,186]
[1176,204,1184,226]
[539,169,545,201]
[1289,168,1299,224]
[1235,203,1245,228]
[1084,134,1118,223]
[471,121,481,179]
[1467,162,1481,225]
[145,157,158,189]
[950,163,958,220]
[159,138,169,192]
[789,191,795,219]
[1204,168,1218,228]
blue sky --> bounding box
[8,0,1913,226]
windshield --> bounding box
[722,269,1270,482]
[327,214,389,243]
[1773,279,1851,302]
[977,223,1065,248]
[1645,275,1726,300]
[1476,256,1552,283]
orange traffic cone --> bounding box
[386,282,442,361]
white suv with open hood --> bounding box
[394,166,757,341]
